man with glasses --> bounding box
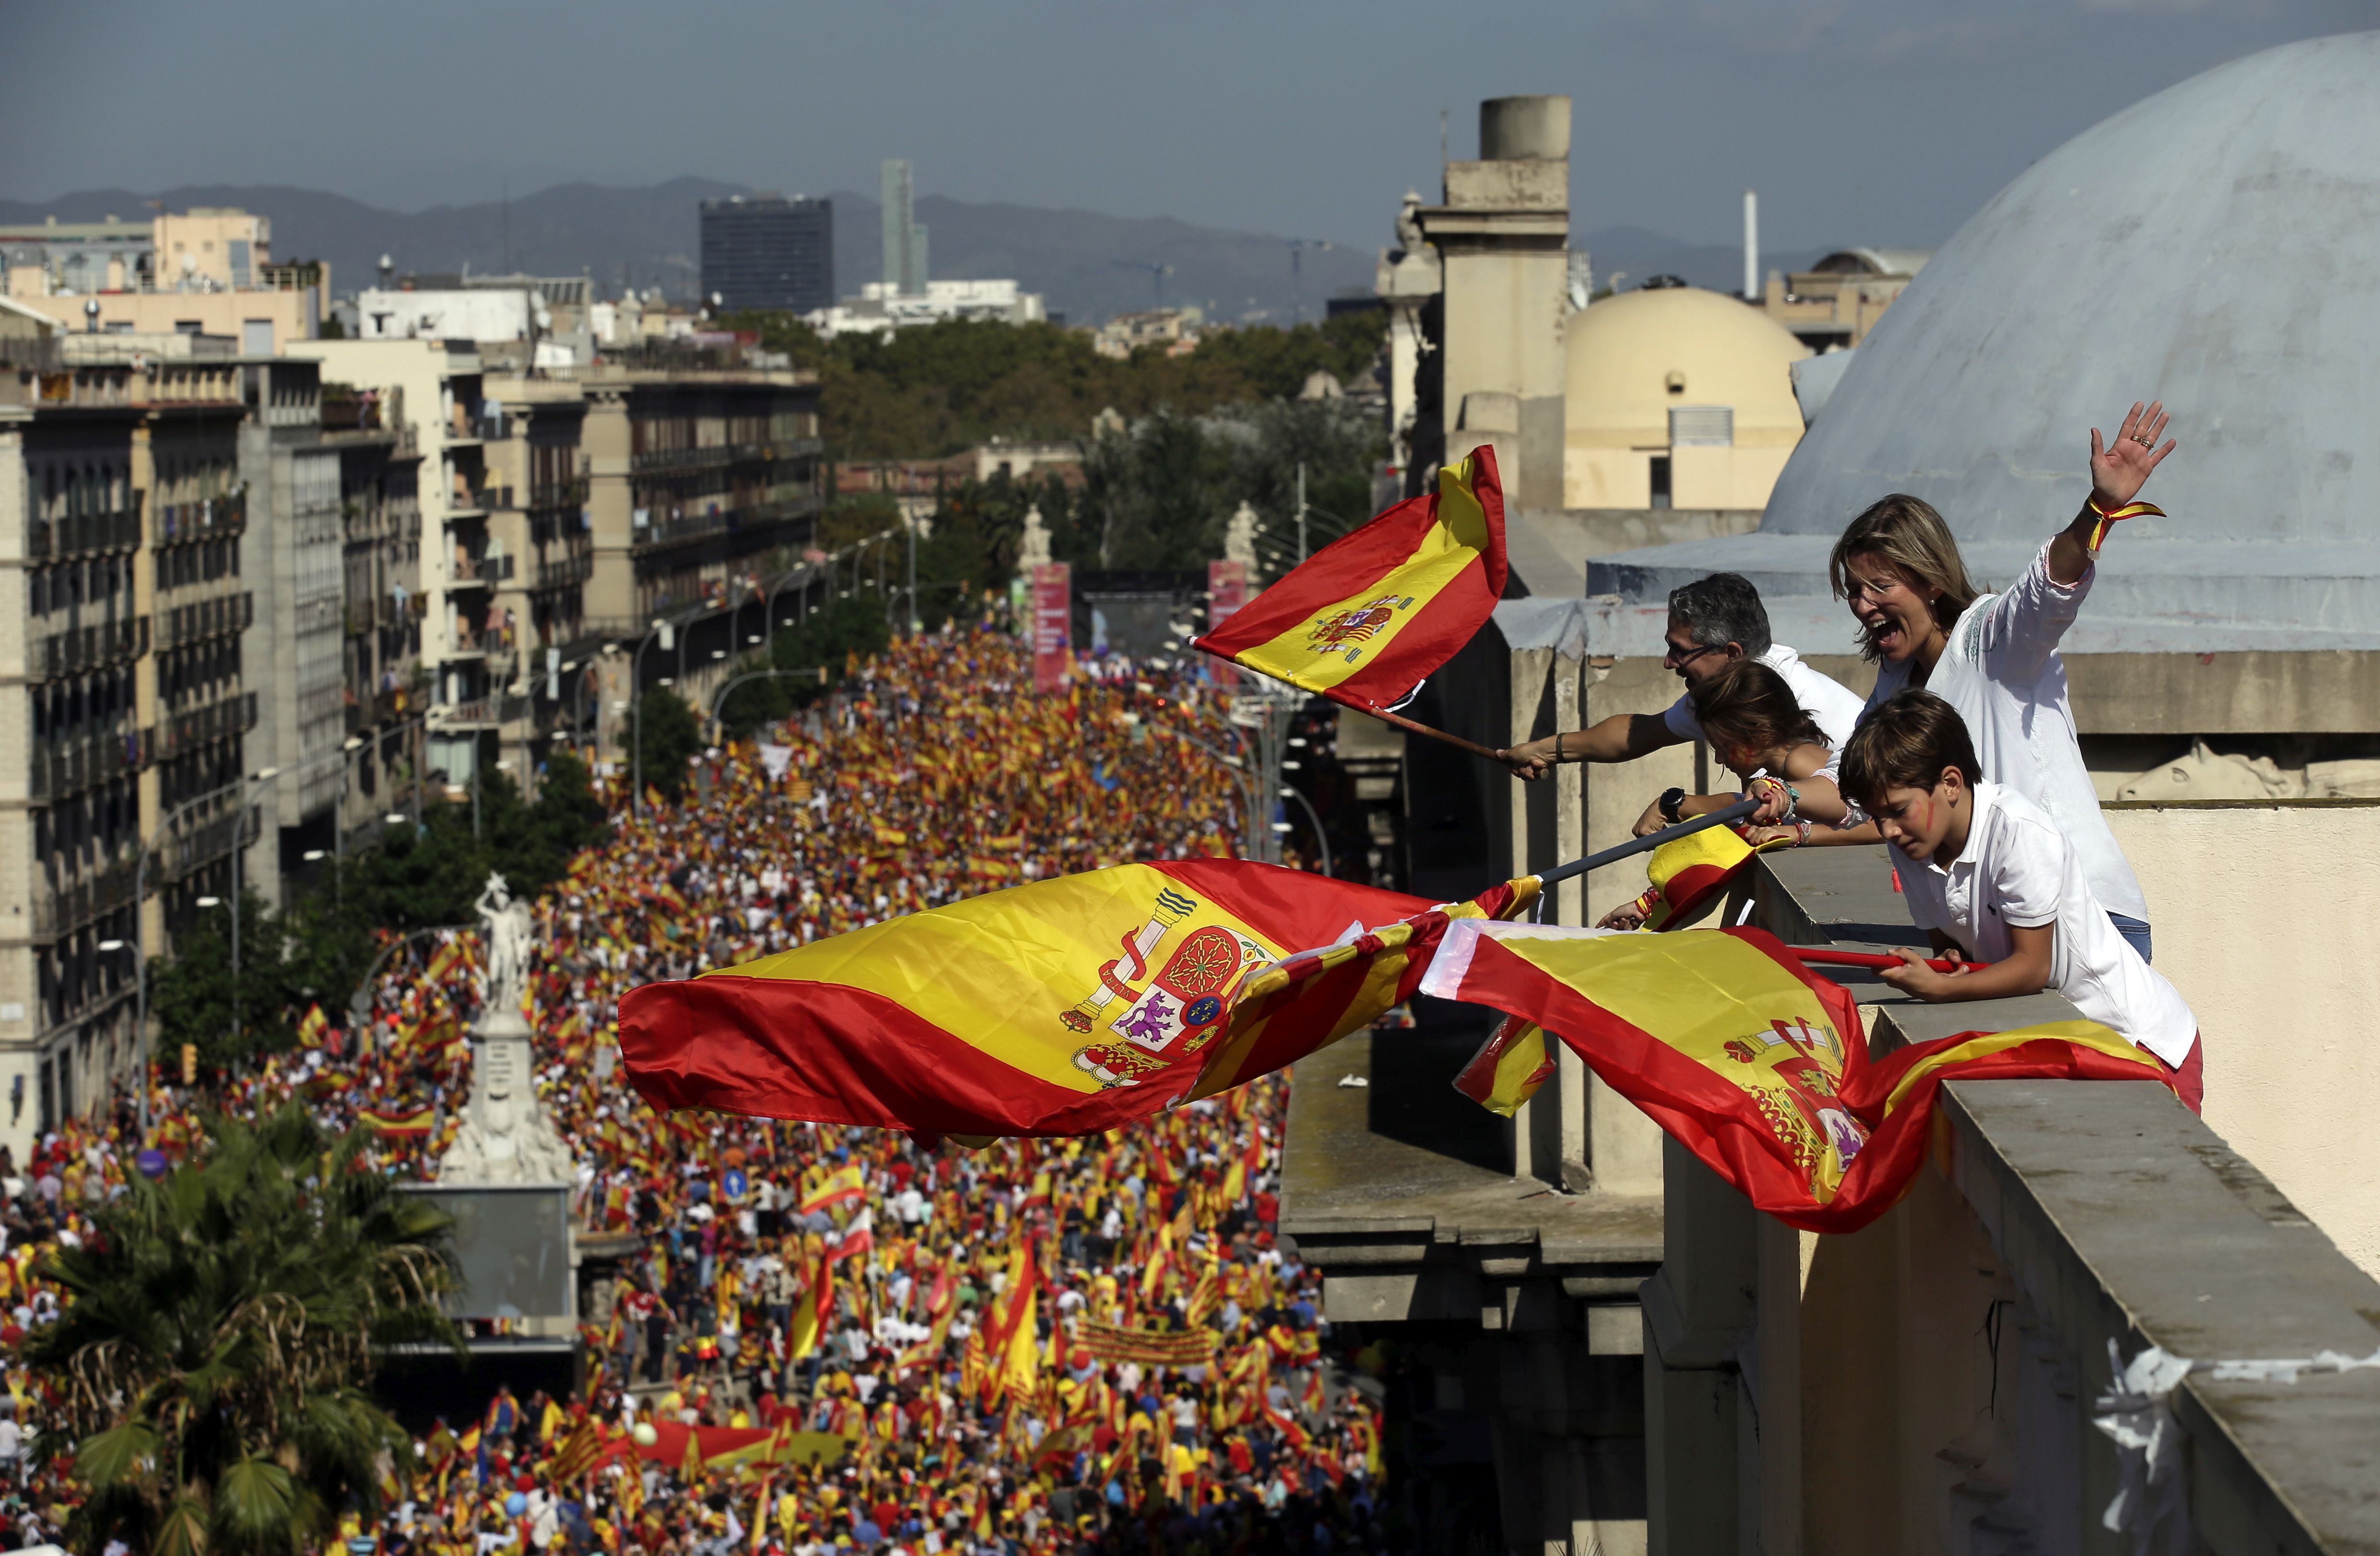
[1502,573,1865,812]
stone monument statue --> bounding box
[437,874,573,1184]
[1018,503,1052,570]
[1224,502,1262,570]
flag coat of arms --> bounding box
[620,858,1436,1137]
[1193,447,1507,714]
[1421,920,2166,1231]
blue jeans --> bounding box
[2108,913,2152,964]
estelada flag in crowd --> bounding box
[1192,446,1507,714]
[1420,920,2166,1233]
[621,858,1447,1137]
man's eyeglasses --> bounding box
[1663,641,1722,669]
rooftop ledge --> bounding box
[1748,845,2380,1552]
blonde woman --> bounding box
[1819,400,2175,962]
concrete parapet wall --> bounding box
[2103,800,2380,1277]
[1642,847,2380,1553]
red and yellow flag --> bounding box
[1619,824,1789,932]
[1453,1015,1556,1118]
[1192,446,1507,714]
[1420,920,2167,1231]
[797,1164,866,1216]
[619,859,1434,1137]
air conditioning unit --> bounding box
[1669,405,1735,448]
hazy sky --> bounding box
[8,0,2374,249]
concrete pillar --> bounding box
[1419,95,1571,516]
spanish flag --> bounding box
[1419,920,2166,1232]
[797,1164,866,1216]
[1619,824,1789,931]
[619,858,1438,1137]
[1192,446,1506,714]
[298,1003,330,1047]
[1452,1015,1556,1118]
[358,1107,434,1135]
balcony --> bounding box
[159,808,243,883]
[629,493,820,556]
[447,484,509,516]
[532,545,594,591]
[155,492,245,547]
[30,502,142,561]
[159,690,258,759]
[155,592,252,652]
[29,726,151,804]
[627,438,818,476]
[528,478,590,510]
[33,616,149,681]
[29,858,140,943]
[448,552,515,588]
[440,698,500,728]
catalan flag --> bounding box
[1192,446,1506,714]
[619,858,1437,1137]
[1419,920,2166,1232]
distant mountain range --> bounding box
[0,180,1833,324]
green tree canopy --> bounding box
[725,310,1386,461]
[29,1104,460,1556]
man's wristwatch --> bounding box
[1658,787,1686,825]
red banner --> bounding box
[1205,560,1248,686]
[1031,562,1072,692]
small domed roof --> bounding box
[1765,30,2380,545]
[1567,285,1809,444]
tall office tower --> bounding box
[700,195,835,314]
[880,160,928,295]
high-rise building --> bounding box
[698,196,835,315]
[880,160,928,295]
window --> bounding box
[1649,455,1673,510]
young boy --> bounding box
[1839,687,2203,1111]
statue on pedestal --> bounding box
[1018,503,1052,570]
[437,875,573,1184]
[1224,502,1262,570]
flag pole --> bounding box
[1534,798,1760,888]
[1783,946,1983,975]
[1349,700,1511,762]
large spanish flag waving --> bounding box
[1193,447,1507,713]
[621,858,1466,1138]
[1421,920,2168,1232]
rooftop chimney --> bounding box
[1744,191,1759,301]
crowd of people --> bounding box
[6,623,1409,1556]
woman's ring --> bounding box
[2129,432,2154,446]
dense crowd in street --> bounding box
[5,624,1404,1556]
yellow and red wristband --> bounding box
[2085,495,2163,554]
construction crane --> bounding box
[1112,260,1173,307]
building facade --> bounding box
[700,196,834,315]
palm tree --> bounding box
[28,1103,461,1556]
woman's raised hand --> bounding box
[2089,400,2175,506]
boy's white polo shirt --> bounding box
[1898,781,2197,1067]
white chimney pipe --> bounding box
[1743,190,1759,301]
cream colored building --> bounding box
[8,206,322,357]
[1563,283,1809,512]
[1755,247,1930,351]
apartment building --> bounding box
[289,338,820,782]
[321,384,423,843]
[0,328,271,1154]
[8,207,324,356]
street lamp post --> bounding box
[630,617,673,818]
[225,767,282,1061]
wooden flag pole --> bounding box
[1535,799,1762,888]
[1349,701,1512,762]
